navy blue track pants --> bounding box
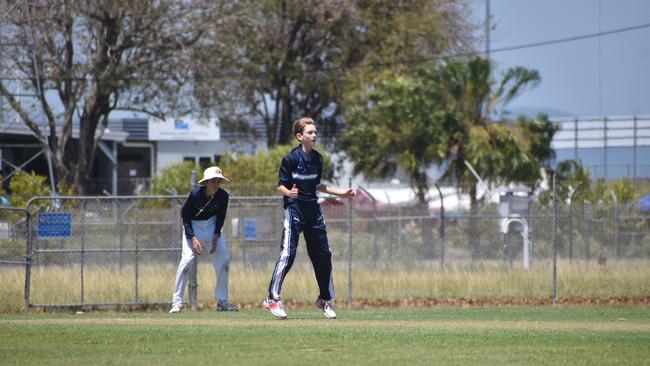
[268,202,334,301]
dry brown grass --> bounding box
[1,259,649,312]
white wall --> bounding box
[156,141,226,171]
[156,140,259,172]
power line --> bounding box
[486,22,650,54]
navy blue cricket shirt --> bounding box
[278,145,323,208]
[181,186,229,239]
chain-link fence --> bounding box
[1,181,649,312]
[0,207,31,313]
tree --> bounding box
[193,0,472,147]
[437,57,550,257]
[341,68,463,258]
[342,57,554,258]
[0,1,227,194]
[341,69,462,205]
[342,58,553,205]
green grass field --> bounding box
[1,306,649,365]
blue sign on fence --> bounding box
[243,219,256,240]
[38,213,72,238]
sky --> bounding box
[471,0,650,118]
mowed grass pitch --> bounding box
[1,306,649,365]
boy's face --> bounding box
[297,124,317,148]
[205,178,221,189]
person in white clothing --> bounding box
[169,166,238,313]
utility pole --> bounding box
[485,0,491,61]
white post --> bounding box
[521,225,530,270]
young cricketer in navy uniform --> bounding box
[169,166,238,313]
[263,117,356,319]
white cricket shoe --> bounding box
[315,298,336,319]
[263,297,287,319]
[169,304,182,314]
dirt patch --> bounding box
[253,296,650,310]
[19,295,650,314]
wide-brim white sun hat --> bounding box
[198,166,231,185]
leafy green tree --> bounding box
[6,171,50,208]
[146,146,333,197]
[194,0,472,147]
[437,57,548,257]
[591,177,638,205]
[0,1,227,194]
[342,57,553,258]
[147,162,196,196]
[341,68,463,258]
[342,69,462,205]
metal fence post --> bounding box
[603,116,608,178]
[239,200,247,267]
[529,198,535,267]
[552,170,558,305]
[372,198,378,263]
[117,198,125,270]
[347,178,353,309]
[24,211,33,314]
[434,183,445,270]
[397,205,402,256]
[134,199,140,302]
[189,170,198,310]
[584,203,591,260]
[610,191,619,259]
[568,203,574,261]
[633,115,637,180]
[80,200,87,305]
[506,232,513,270]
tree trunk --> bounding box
[74,118,97,195]
[75,84,108,194]
[278,87,293,145]
[415,178,435,259]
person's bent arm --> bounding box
[278,184,298,198]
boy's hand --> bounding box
[289,184,299,199]
[191,237,202,255]
[340,188,356,198]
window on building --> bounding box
[198,156,212,169]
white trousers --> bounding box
[171,216,230,306]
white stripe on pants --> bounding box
[171,216,230,306]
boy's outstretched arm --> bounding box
[317,184,356,198]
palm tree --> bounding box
[439,57,545,258]
[341,70,462,258]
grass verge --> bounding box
[1,306,649,365]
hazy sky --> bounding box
[471,0,650,118]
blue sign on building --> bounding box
[243,220,256,240]
[38,213,72,238]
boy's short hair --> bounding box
[293,117,315,137]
